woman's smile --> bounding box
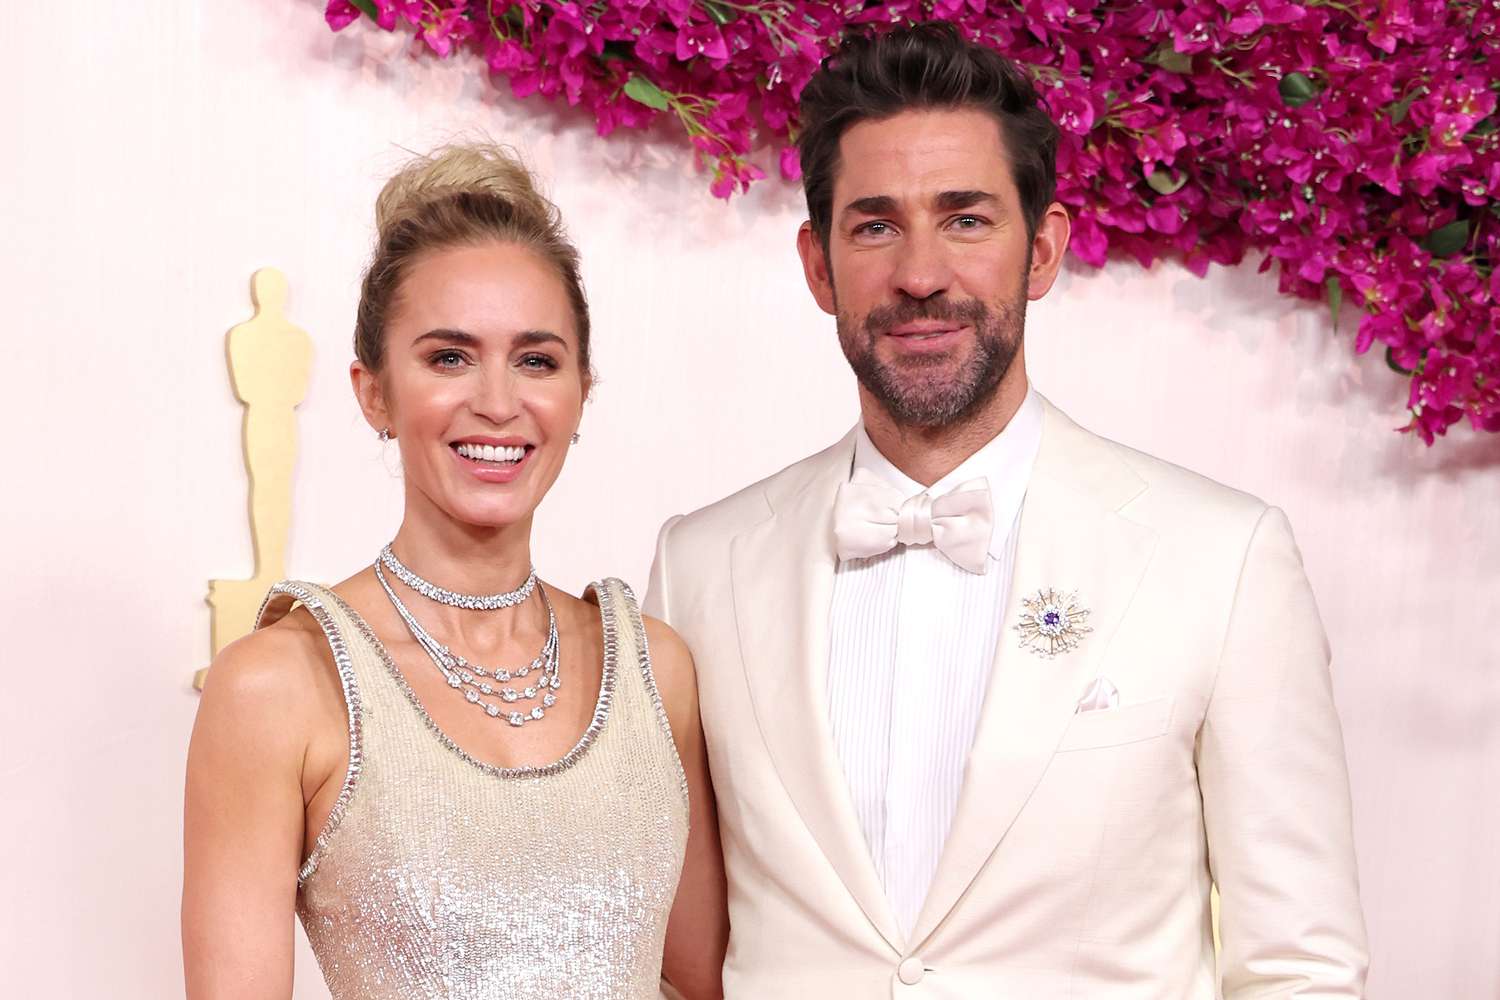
[450,436,537,484]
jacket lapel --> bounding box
[911,400,1159,946]
[729,430,905,952]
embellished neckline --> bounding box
[324,583,619,780]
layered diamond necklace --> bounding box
[375,544,561,728]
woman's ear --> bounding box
[350,360,391,436]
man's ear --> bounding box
[1026,202,1072,301]
[350,360,392,436]
[797,221,838,317]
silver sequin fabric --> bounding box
[257,578,689,1000]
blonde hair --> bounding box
[354,143,592,378]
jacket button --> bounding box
[897,957,924,986]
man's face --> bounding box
[798,108,1054,428]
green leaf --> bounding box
[1423,219,1470,257]
[1385,346,1416,376]
[1146,169,1188,195]
[349,0,380,19]
[623,74,670,111]
[1145,44,1193,75]
[700,0,737,25]
[1389,90,1420,125]
[1326,275,1343,331]
[1279,72,1318,108]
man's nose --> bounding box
[889,228,954,301]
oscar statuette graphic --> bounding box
[195,268,312,690]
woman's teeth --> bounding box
[455,443,526,464]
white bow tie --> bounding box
[832,471,994,574]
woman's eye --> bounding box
[430,350,468,369]
[519,353,559,371]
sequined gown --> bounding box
[255,578,690,1000]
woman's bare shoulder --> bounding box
[198,604,344,729]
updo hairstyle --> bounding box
[354,143,592,380]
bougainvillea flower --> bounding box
[322,0,1500,444]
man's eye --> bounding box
[951,215,985,230]
[856,221,894,237]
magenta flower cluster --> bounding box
[326,0,1500,444]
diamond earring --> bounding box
[570,432,580,444]
[378,428,391,442]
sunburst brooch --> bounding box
[1014,588,1093,658]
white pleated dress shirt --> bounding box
[826,388,1043,937]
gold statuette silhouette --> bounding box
[196,268,313,690]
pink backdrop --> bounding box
[2,2,1495,997]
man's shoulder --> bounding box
[664,433,853,544]
[1055,406,1272,536]
[1120,440,1267,521]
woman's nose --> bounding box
[470,367,522,424]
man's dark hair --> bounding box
[798,22,1059,249]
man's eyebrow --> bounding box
[412,328,571,352]
[842,195,899,218]
[839,191,1000,219]
[934,189,998,211]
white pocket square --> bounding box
[1075,676,1119,713]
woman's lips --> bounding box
[450,442,533,484]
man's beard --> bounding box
[836,287,1027,429]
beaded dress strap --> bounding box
[607,579,689,807]
[254,581,366,883]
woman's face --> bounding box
[355,241,587,532]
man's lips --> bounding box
[881,323,969,351]
[885,322,966,338]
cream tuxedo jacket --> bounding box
[645,399,1367,999]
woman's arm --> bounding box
[646,617,728,1000]
[182,625,330,999]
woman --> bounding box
[182,144,727,999]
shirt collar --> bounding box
[850,386,1044,561]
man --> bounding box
[646,22,1367,998]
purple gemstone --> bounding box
[1043,610,1063,627]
